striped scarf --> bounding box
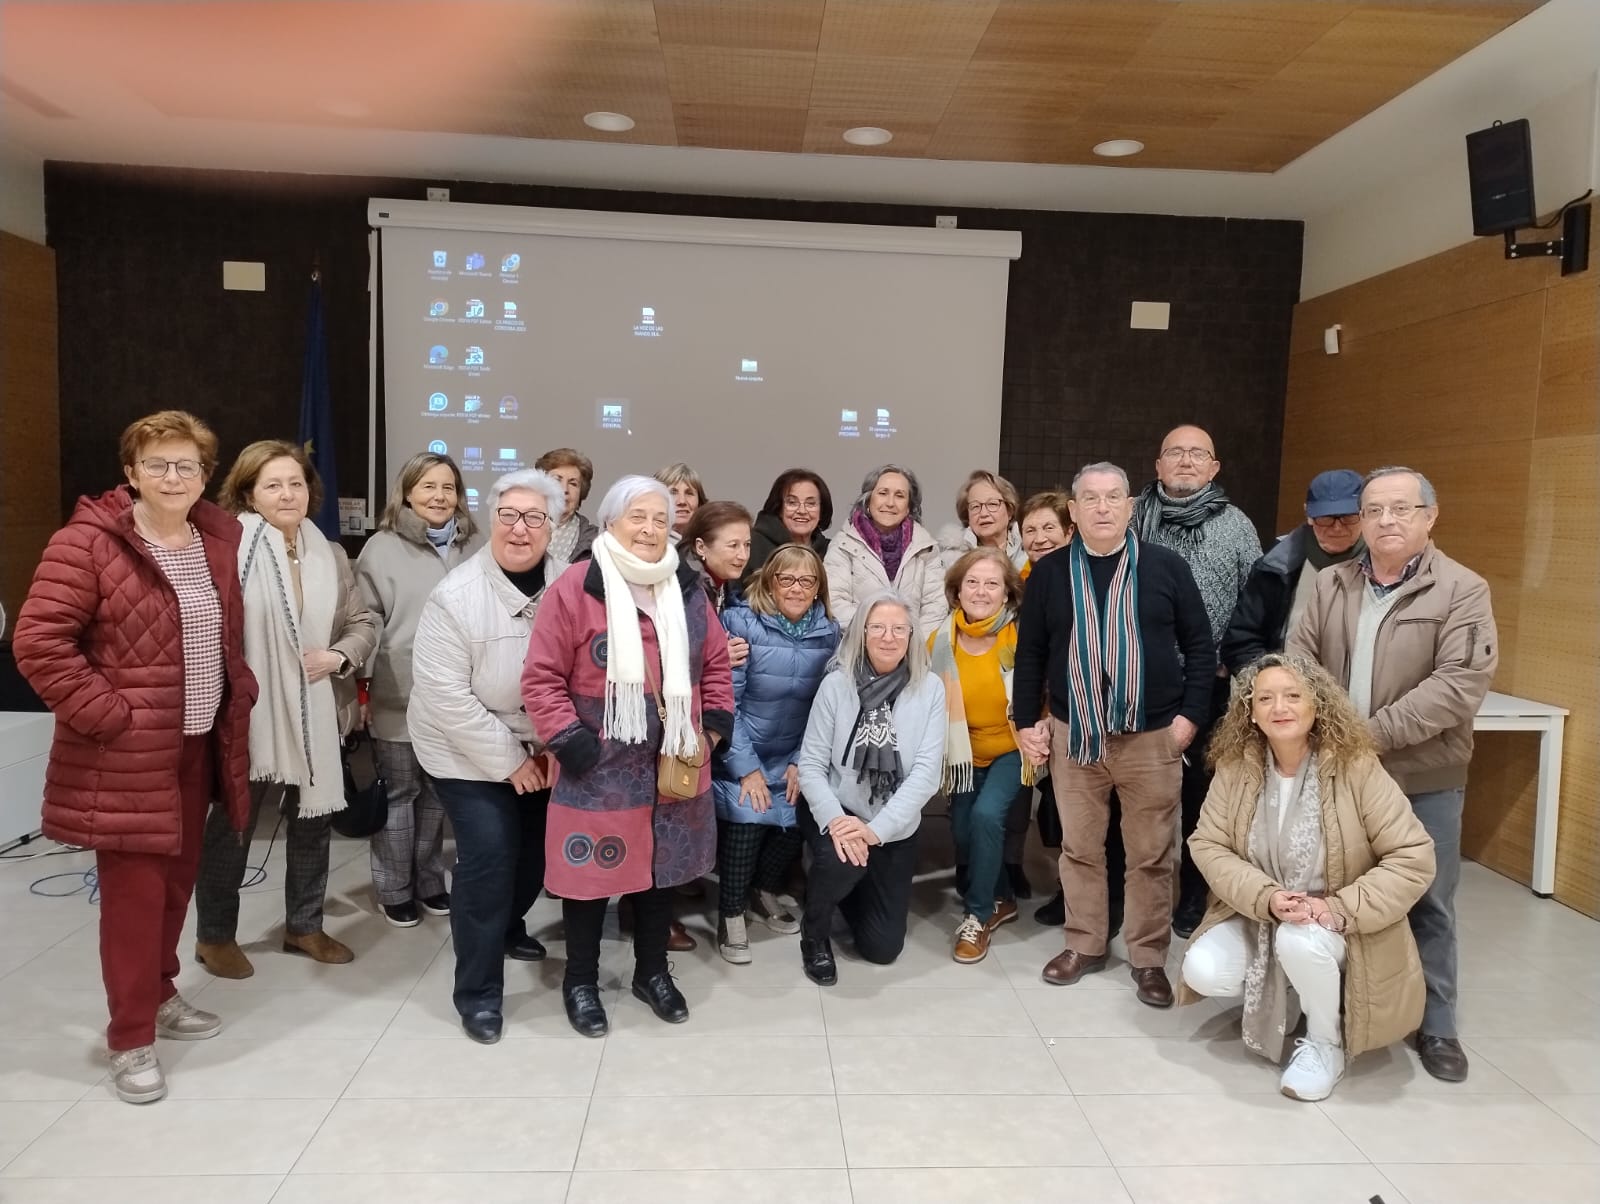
[1064,531,1145,765]
[929,608,1035,793]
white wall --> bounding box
[0,137,46,243]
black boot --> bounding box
[800,937,837,985]
[631,970,689,1024]
[1005,863,1034,901]
[1033,890,1065,926]
[563,983,608,1038]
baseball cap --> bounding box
[1305,469,1363,518]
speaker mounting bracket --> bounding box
[1501,202,1591,276]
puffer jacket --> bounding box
[13,487,258,854]
[407,545,567,782]
[822,518,948,639]
[1180,752,1436,1057]
[713,600,841,828]
[1287,542,1497,794]
[354,507,482,741]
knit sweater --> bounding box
[1135,489,1262,651]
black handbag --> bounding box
[331,734,390,839]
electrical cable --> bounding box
[1531,188,1593,229]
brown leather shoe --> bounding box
[283,931,355,964]
[195,940,254,980]
[987,899,1019,931]
[1415,1033,1470,1082]
[1131,966,1174,1009]
[1041,948,1108,986]
[667,920,698,953]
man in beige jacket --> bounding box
[1288,467,1497,1084]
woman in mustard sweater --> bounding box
[928,546,1047,963]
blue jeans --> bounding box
[432,777,549,1018]
[1408,787,1464,1037]
[949,750,1023,923]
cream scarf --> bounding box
[590,530,698,758]
[238,513,346,817]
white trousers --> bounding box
[1182,915,1348,1046]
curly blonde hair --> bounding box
[1208,651,1375,773]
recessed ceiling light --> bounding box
[843,126,893,147]
[1092,138,1145,158]
[584,111,635,132]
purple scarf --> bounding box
[851,508,913,581]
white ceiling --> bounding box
[0,0,1593,226]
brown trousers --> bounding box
[1051,721,1182,969]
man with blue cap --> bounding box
[1220,469,1365,674]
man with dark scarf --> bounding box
[1134,425,1263,937]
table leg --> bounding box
[1531,720,1564,897]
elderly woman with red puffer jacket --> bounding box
[13,410,257,1107]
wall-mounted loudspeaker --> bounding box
[1466,119,1536,237]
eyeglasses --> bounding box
[495,508,549,529]
[139,458,202,480]
[865,622,913,639]
[1360,503,1425,522]
[783,497,820,512]
[1075,492,1127,507]
[774,573,818,590]
[1160,447,1214,464]
[967,499,1006,515]
[1310,514,1361,529]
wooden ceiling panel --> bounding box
[1128,3,1351,74]
[809,54,969,115]
[675,102,807,151]
[1076,70,1266,131]
[803,109,938,156]
[654,0,825,53]
[661,45,816,108]
[970,1,1169,66]
[1296,7,1530,71]
[817,0,1000,61]
[938,61,1111,128]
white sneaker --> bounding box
[752,890,801,935]
[718,914,752,965]
[1280,1036,1344,1101]
[108,1044,167,1104]
[155,993,222,1041]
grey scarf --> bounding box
[1135,480,1231,550]
[844,658,911,808]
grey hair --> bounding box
[1363,466,1437,507]
[485,468,565,522]
[831,591,930,686]
[595,474,674,529]
[1070,461,1131,496]
[855,464,924,523]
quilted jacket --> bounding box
[712,600,840,828]
[12,487,258,854]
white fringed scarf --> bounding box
[237,513,346,817]
[590,530,698,759]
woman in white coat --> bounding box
[823,465,947,639]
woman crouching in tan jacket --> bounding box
[1179,651,1435,1102]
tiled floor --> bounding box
[2,823,1598,1203]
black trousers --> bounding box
[432,778,548,1017]
[717,820,804,917]
[799,805,918,964]
[1178,678,1232,909]
[563,885,674,988]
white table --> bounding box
[0,712,53,851]
[1474,691,1569,896]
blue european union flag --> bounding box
[297,276,341,538]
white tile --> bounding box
[1077,1093,1365,1166]
[1457,987,1598,1039]
[595,1034,833,1096]
[385,974,576,1039]
[0,1101,72,1170]
[605,981,826,1038]
[850,1167,1132,1203]
[567,1169,851,1203]
[0,1041,109,1101]
[1541,1095,1600,1144]
[296,1098,584,1173]
[1335,1040,1527,1098]
[1318,1093,1600,1164]
[199,988,403,1040]
[828,1035,1069,1095]
[0,985,114,1042]
[839,1094,1108,1167]
[821,931,1015,990]
[271,1173,569,1203]
[0,1176,282,1203]
[1378,1162,1600,1204]
[821,987,1037,1037]
[1,1099,331,1177]
[1117,1164,1405,1204]
[150,1038,373,1099]
[347,1036,601,1098]
[577,1096,845,1170]
[13,942,211,997]
[1467,1036,1600,1094]
[1021,983,1236,1038]
[0,946,46,978]
[1048,1036,1281,1095]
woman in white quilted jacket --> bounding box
[407,469,568,1045]
[822,465,947,640]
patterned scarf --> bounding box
[852,508,913,581]
[1063,531,1145,765]
[548,512,581,564]
[929,607,1032,793]
[1135,480,1231,551]
[1240,752,1326,1062]
[844,657,911,808]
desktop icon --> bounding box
[465,252,485,271]
[428,299,448,317]
[431,251,447,268]
[840,409,858,424]
[428,440,448,455]
[465,487,480,510]
[428,345,448,365]
[428,392,448,412]
[464,298,485,319]
[464,345,484,366]
[463,394,482,413]
[876,408,891,425]
[498,448,516,460]
[503,301,518,318]
[741,358,758,373]
[464,447,482,460]
[641,307,655,323]
[499,396,519,416]
[501,252,521,273]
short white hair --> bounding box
[486,469,564,520]
[1070,461,1131,496]
[1364,466,1437,507]
[832,591,929,685]
[595,474,674,529]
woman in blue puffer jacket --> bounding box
[713,544,840,964]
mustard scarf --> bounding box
[929,607,1033,793]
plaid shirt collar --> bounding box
[1360,549,1424,598]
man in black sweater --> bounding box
[1014,462,1215,1009]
